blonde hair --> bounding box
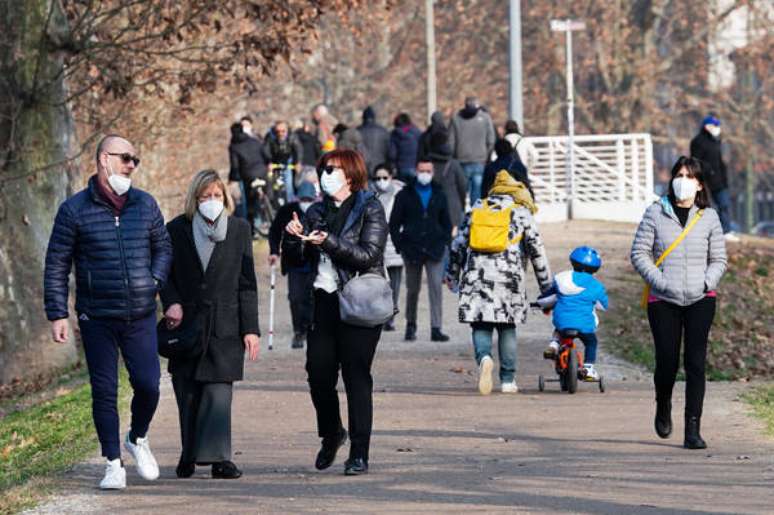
[184,169,234,220]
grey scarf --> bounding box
[192,211,228,271]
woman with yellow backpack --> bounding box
[445,170,553,395]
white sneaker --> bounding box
[724,232,740,242]
[99,458,126,490]
[501,381,519,393]
[583,364,600,381]
[124,434,160,480]
[478,356,494,395]
[544,340,560,359]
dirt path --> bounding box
[28,221,774,514]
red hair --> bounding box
[318,149,368,192]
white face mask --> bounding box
[374,178,391,191]
[298,201,313,213]
[106,159,131,196]
[320,168,346,197]
[416,172,433,186]
[199,199,224,221]
[672,177,698,201]
[705,124,721,138]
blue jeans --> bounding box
[711,188,732,233]
[472,322,517,382]
[578,332,598,364]
[462,162,485,205]
[234,181,247,220]
[283,166,296,202]
[79,312,160,460]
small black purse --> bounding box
[157,310,207,360]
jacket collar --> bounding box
[341,190,375,235]
[659,196,699,224]
[88,174,135,210]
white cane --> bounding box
[268,264,276,350]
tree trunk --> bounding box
[0,0,79,383]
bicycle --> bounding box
[268,162,299,203]
[530,302,606,394]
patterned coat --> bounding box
[446,193,552,324]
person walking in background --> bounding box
[427,129,467,236]
[390,158,452,342]
[333,123,367,156]
[227,124,248,221]
[240,115,255,138]
[417,111,448,163]
[264,120,303,201]
[283,149,388,476]
[312,103,338,150]
[228,122,269,237]
[690,115,738,242]
[502,120,539,172]
[373,163,404,332]
[482,139,532,200]
[631,156,726,450]
[448,96,495,205]
[388,112,422,183]
[293,118,323,187]
[268,181,319,349]
[446,170,552,395]
[162,170,260,480]
[358,106,391,178]
[44,135,172,489]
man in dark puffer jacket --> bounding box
[44,135,172,490]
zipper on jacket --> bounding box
[115,216,132,320]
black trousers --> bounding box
[306,290,381,461]
[288,269,315,335]
[647,297,716,417]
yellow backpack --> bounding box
[469,200,523,253]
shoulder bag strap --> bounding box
[640,209,704,308]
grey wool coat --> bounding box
[447,194,553,324]
[630,197,727,306]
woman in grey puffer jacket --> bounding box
[630,156,726,450]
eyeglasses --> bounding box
[321,165,342,175]
[106,152,140,166]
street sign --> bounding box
[550,19,586,32]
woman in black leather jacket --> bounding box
[283,149,387,476]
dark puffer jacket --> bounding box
[44,176,172,321]
[389,180,452,263]
[690,129,728,192]
[282,190,388,286]
[229,130,268,182]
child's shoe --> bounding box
[543,340,560,359]
[583,363,599,381]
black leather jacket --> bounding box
[282,190,387,287]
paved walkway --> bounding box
[29,222,774,514]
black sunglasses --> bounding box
[320,165,342,175]
[107,152,140,166]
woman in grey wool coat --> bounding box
[631,156,726,450]
[373,163,404,331]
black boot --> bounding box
[176,459,195,478]
[404,323,417,341]
[684,415,707,449]
[344,457,368,476]
[315,428,347,470]
[212,461,243,479]
[654,399,672,439]
[431,328,450,342]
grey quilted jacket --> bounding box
[630,197,727,306]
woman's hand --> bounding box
[244,333,260,361]
[305,230,328,246]
[285,211,304,237]
[165,303,183,329]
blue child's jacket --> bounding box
[541,270,609,334]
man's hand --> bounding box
[51,319,69,343]
[165,303,183,329]
[228,181,242,203]
[268,254,279,267]
[244,334,260,361]
[451,226,459,238]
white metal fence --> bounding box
[523,133,657,223]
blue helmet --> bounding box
[569,246,601,273]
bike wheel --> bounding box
[255,200,274,238]
[598,376,606,393]
[538,375,545,392]
[567,350,579,394]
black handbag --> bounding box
[157,308,209,360]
